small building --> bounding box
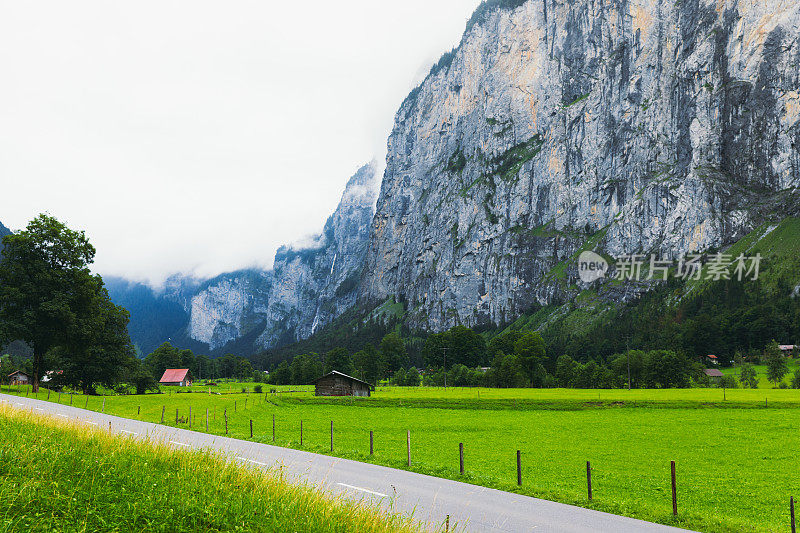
[703,368,724,380]
[313,371,372,397]
[159,368,192,387]
[8,371,29,385]
[703,354,719,365]
[779,345,796,356]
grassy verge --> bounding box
[0,405,417,533]
[5,386,800,531]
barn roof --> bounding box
[312,370,373,389]
[8,370,28,377]
[703,368,724,377]
[705,354,718,359]
[160,368,190,383]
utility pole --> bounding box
[442,347,448,390]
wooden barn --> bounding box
[8,371,29,385]
[313,371,372,397]
[159,368,192,387]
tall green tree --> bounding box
[380,333,408,371]
[324,347,353,375]
[59,276,135,394]
[0,215,100,392]
[739,363,759,389]
[764,340,788,386]
[352,344,386,385]
[513,331,546,382]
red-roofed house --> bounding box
[159,369,192,387]
[703,354,719,365]
[779,345,796,356]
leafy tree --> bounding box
[488,330,522,357]
[739,363,759,389]
[125,358,160,395]
[380,333,408,371]
[352,344,386,385]
[271,361,291,385]
[390,368,407,386]
[555,355,578,387]
[643,350,692,388]
[235,358,254,380]
[324,347,353,375]
[58,280,135,394]
[404,367,422,387]
[485,354,526,388]
[764,340,788,386]
[0,215,97,392]
[513,331,546,382]
[194,354,213,380]
[144,342,186,380]
[290,353,322,384]
[422,326,487,369]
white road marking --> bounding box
[336,483,388,498]
[170,440,190,447]
[57,414,69,418]
[86,421,98,426]
[236,456,267,466]
[120,430,137,435]
[35,408,43,411]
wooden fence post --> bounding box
[300,420,303,446]
[70,394,73,405]
[459,443,464,475]
[272,414,275,442]
[586,461,593,501]
[671,460,678,516]
[234,400,237,412]
[47,389,50,401]
[224,408,228,434]
[102,398,105,413]
[250,419,253,438]
[84,396,89,409]
[517,450,522,486]
[189,406,192,428]
[791,496,796,533]
[407,430,411,467]
[370,431,374,455]
[206,408,209,431]
[245,398,248,409]
[330,420,334,452]
[176,408,179,424]
[137,405,141,416]
[161,405,165,423]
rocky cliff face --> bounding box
[256,162,378,348]
[188,270,273,350]
[361,0,800,331]
[160,162,378,353]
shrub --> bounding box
[254,385,263,394]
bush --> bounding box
[791,370,800,389]
[254,385,263,394]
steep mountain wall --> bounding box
[361,0,800,331]
[151,162,378,354]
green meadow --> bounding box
[6,385,800,532]
[0,405,416,533]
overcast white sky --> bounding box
[0,0,481,286]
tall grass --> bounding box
[0,406,418,532]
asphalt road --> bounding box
[3,393,691,532]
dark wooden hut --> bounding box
[313,371,372,397]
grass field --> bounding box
[5,385,800,532]
[0,404,416,532]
